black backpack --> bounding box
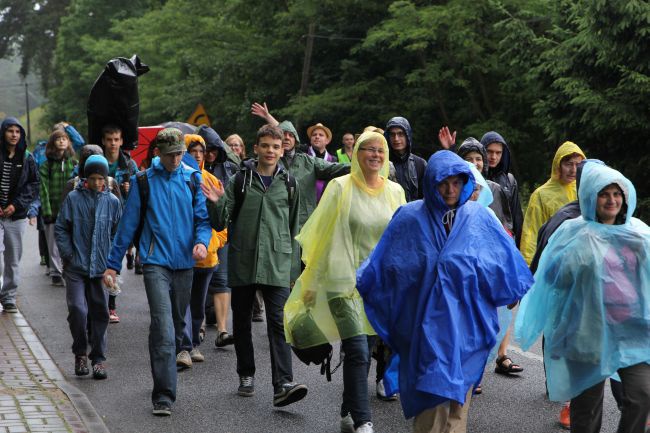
[229,168,297,225]
[287,309,340,381]
[132,170,200,248]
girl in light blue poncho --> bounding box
[515,162,650,433]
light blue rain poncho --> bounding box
[357,151,533,419]
[515,163,650,402]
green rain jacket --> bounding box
[208,161,300,287]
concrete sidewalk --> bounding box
[0,309,109,433]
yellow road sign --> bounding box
[187,104,211,126]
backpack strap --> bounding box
[133,171,149,248]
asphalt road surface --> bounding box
[16,226,622,433]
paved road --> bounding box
[16,226,622,433]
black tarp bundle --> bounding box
[87,55,149,150]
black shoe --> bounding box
[273,382,308,407]
[134,263,143,275]
[126,254,134,270]
[75,355,89,376]
[152,402,171,416]
[238,376,255,397]
[51,276,64,286]
[2,303,17,313]
[92,363,107,380]
[215,331,234,347]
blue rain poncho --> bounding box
[357,151,533,419]
[515,163,650,402]
[284,131,405,347]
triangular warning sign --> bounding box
[187,104,211,126]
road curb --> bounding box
[12,310,111,433]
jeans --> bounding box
[44,223,63,277]
[64,271,109,364]
[208,245,230,294]
[231,284,292,391]
[142,265,193,405]
[181,266,215,350]
[0,218,26,305]
[340,335,376,428]
[570,362,650,433]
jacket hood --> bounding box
[480,131,510,175]
[384,117,413,160]
[576,158,604,193]
[1,117,27,152]
[424,150,475,216]
[467,161,493,208]
[457,137,488,176]
[196,125,230,164]
[550,141,586,181]
[278,120,300,145]
[579,163,636,224]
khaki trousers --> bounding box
[413,387,473,433]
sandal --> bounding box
[495,355,524,375]
[473,384,482,395]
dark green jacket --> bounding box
[281,152,349,228]
[208,162,300,287]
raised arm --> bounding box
[251,102,280,126]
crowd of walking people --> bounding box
[0,101,648,433]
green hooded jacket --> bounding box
[208,161,300,287]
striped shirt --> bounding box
[0,157,15,209]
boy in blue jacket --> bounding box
[55,155,122,380]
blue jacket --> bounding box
[106,158,212,271]
[357,150,533,419]
[54,182,122,278]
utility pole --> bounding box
[297,22,316,130]
[24,83,31,146]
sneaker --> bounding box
[2,303,17,313]
[176,350,192,369]
[238,376,255,397]
[199,326,206,342]
[92,363,107,380]
[152,402,171,416]
[341,414,355,433]
[559,401,570,430]
[74,355,89,376]
[134,263,143,275]
[40,256,46,266]
[51,275,64,286]
[189,348,204,362]
[126,254,134,270]
[252,313,264,322]
[215,331,234,347]
[109,310,120,324]
[355,422,374,433]
[376,379,398,401]
[273,382,308,407]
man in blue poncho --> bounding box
[357,150,533,432]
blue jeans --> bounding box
[181,266,215,350]
[142,265,193,405]
[64,271,109,364]
[208,245,230,294]
[231,284,293,391]
[340,335,376,428]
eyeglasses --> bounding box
[358,147,385,155]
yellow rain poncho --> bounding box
[520,141,585,264]
[284,131,406,348]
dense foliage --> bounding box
[2,0,649,214]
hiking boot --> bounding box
[126,254,134,270]
[134,263,143,275]
[176,350,192,369]
[152,402,171,416]
[273,382,308,407]
[238,376,255,397]
[559,401,570,429]
[92,363,107,380]
[109,309,120,323]
[189,348,204,362]
[341,413,355,433]
[376,379,397,401]
[74,355,89,376]
[355,422,374,433]
[2,303,17,313]
[51,275,64,286]
[215,331,234,347]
